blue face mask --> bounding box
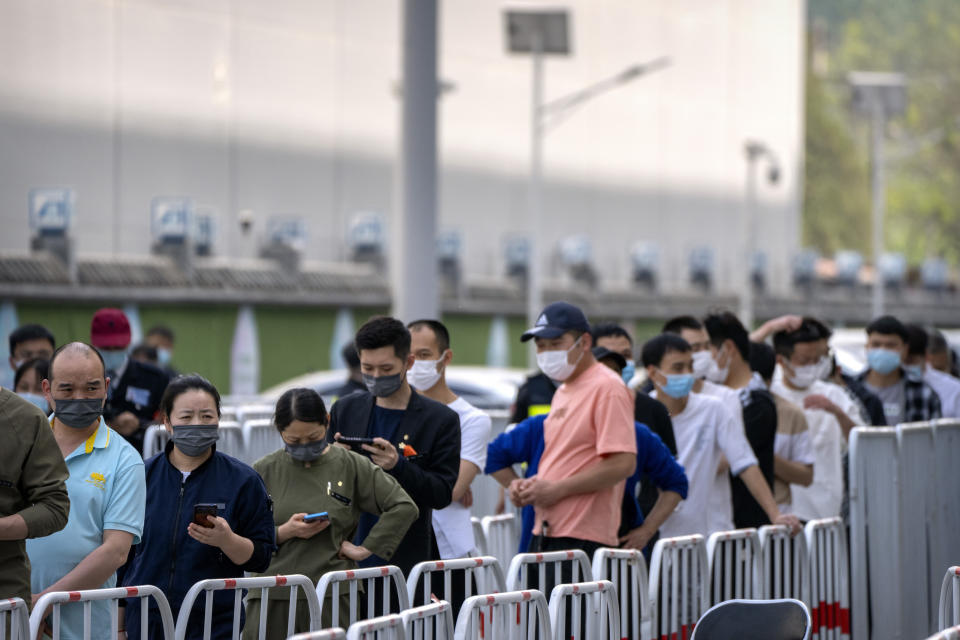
[867,348,902,375]
[659,371,696,399]
[903,363,925,381]
[621,361,636,385]
[156,348,172,366]
[101,350,127,374]
[18,391,49,415]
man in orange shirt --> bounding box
[513,301,637,557]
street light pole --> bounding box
[741,141,780,330]
[526,32,544,368]
[870,99,886,318]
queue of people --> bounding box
[2,302,957,638]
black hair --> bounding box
[662,315,703,335]
[591,322,633,347]
[904,324,929,357]
[408,319,451,353]
[703,311,750,360]
[803,316,833,340]
[146,325,175,342]
[866,315,908,342]
[131,343,158,362]
[355,316,411,360]
[9,324,55,355]
[748,341,776,382]
[928,329,950,355]
[273,387,328,432]
[14,357,49,390]
[772,318,828,358]
[641,334,692,368]
[341,341,361,369]
[160,374,221,419]
[48,342,105,381]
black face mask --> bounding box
[53,398,104,429]
[362,371,405,397]
[171,424,219,457]
[285,439,328,462]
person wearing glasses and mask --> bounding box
[245,388,417,636]
[26,343,145,640]
[119,375,275,640]
[328,316,459,575]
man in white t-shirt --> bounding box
[407,319,491,558]
[641,333,800,538]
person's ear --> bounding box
[405,352,415,370]
[41,378,52,403]
[162,414,173,434]
[645,365,660,385]
[582,333,593,350]
[441,349,453,368]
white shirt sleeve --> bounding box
[715,402,758,476]
[459,410,492,470]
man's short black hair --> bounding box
[14,357,49,389]
[866,315,908,342]
[130,343,158,362]
[146,325,175,342]
[48,342,105,381]
[591,322,633,346]
[803,316,832,340]
[641,334,692,368]
[904,324,929,357]
[408,319,451,353]
[662,315,703,335]
[355,316,411,360]
[341,341,361,369]
[702,311,750,360]
[748,341,776,382]
[9,324,55,355]
[772,318,827,358]
[928,329,951,355]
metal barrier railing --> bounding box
[470,518,487,556]
[480,514,518,572]
[176,575,320,640]
[706,528,762,605]
[805,518,850,640]
[547,580,620,640]
[505,549,592,592]
[345,613,406,640]
[399,601,454,640]
[591,547,650,640]
[649,534,708,640]
[405,557,505,618]
[928,624,960,640]
[0,597,29,640]
[316,566,410,630]
[30,585,175,640]
[454,590,551,640]
[287,630,346,640]
[940,566,960,630]
[759,525,809,603]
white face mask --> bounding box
[815,355,833,381]
[786,362,820,389]
[705,347,730,384]
[536,337,584,382]
[692,351,713,379]
[408,357,444,391]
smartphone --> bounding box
[303,511,329,523]
[336,435,375,452]
[193,503,218,528]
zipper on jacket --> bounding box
[167,479,186,592]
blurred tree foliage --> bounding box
[806,0,960,264]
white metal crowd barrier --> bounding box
[30,585,175,640]
[470,518,487,556]
[216,420,245,459]
[287,630,346,640]
[0,597,29,640]
[400,601,455,640]
[316,566,410,630]
[805,518,849,640]
[235,404,276,425]
[480,514,519,571]
[454,590,552,640]
[941,566,960,630]
[242,418,284,464]
[142,424,170,458]
[759,524,809,603]
[706,528,762,605]
[506,549,592,592]
[649,534,708,640]
[849,420,960,639]
[591,547,650,640]
[176,575,320,640]
[548,580,620,640]
[406,557,505,613]
[929,627,960,640]
[345,613,406,640]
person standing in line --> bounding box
[8,324,55,376]
[904,324,960,418]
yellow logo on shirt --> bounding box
[86,472,106,490]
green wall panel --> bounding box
[16,302,112,346]
[138,305,236,391]
[507,316,533,370]
[255,306,338,391]
[440,314,491,365]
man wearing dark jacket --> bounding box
[330,316,460,575]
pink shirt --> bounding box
[533,361,636,545]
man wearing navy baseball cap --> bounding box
[511,301,637,565]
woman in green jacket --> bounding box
[244,388,418,638]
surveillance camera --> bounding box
[238,209,254,234]
[767,166,780,185]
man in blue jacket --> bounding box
[486,346,688,555]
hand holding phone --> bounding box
[335,435,376,452]
[193,503,218,529]
[303,511,329,524]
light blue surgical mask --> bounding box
[101,350,127,374]
[621,361,636,385]
[18,391,49,415]
[659,371,696,399]
[867,348,902,375]
[157,348,172,367]
[903,363,925,381]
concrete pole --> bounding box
[870,100,886,319]
[740,149,758,330]
[393,0,439,322]
[526,33,544,368]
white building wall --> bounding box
[0,0,805,295]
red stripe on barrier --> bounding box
[345,571,355,579]
[832,602,840,629]
[516,602,521,625]
[840,607,850,634]
[535,553,543,561]
[474,558,484,566]
[275,576,287,586]
[224,579,237,588]
[566,551,574,558]
[955,568,960,576]
[68,592,82,601]
[380,567,389,576]
[486,595,495,605]
[521,591,531,601]
[811,604,819,630]
[819,601,829,629]
[479,609,485,638]
[436,561,445,569]
[125,587,139,597]
[681,623,688,640]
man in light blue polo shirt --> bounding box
[27,342,146,640]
